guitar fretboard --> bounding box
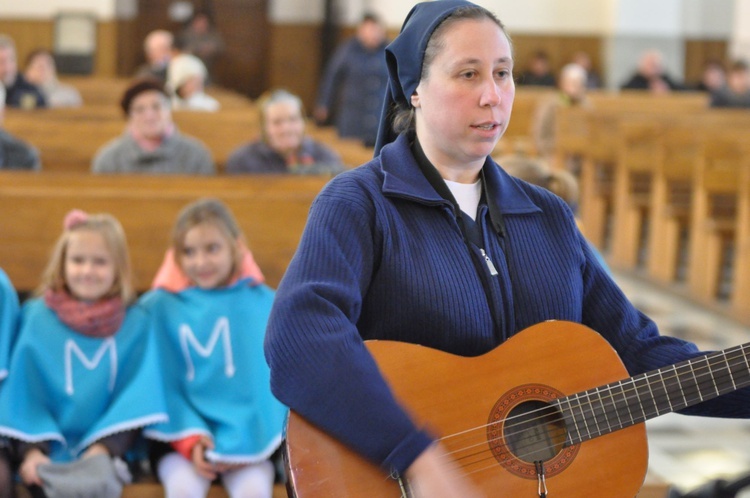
[556,343,750,446]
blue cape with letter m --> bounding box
[0,298,168,462]
[141,280,286,464]
[0,268,20,382]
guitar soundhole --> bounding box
[504,400,566,463]
[487,384,579,479]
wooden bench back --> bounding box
[0,172,329,293]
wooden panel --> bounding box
[509,34,603,84]
[135,0,269,98]
[18,481,289,498]
[0,19,54,68]
[0,19,124,78]
[95,20,118,77]
[212,0,270,97]
[268,24,324,113]
[0,172,330,293]
[115,18,140,77]
[684,39,729,87]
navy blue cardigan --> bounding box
[265,133,750,475]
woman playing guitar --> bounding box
[264,2,750,496]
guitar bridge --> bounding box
[535,460,548,497]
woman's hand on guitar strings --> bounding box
[405,443,486,497]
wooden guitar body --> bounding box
[285,321,649,497]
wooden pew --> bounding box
[588,90,709,113]
[4,106,371,173]
[609,118,664,269]
[645,126,703,285]
[3,106,259,173]
[576,109,622,249]
[687,131,750,304]
[0,172,330,293]
[498,87,556,155]
[59,76,256,110]
[17,481,288,498]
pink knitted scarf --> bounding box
[44,289,125,338]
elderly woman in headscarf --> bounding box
[264,2,750,497]
[225,89,343,175]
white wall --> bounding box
[269,0,615,32]
[731,0,750,60]
[1,0,737,41]
[682,0,734,38]
[0,0,119,20]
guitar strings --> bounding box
[469,347,745,454]
[446,345,749,447]
[431,346,749,471]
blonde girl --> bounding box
[142,198,285,498]
[0,210,166,498]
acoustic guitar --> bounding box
[285,320,750,497]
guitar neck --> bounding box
[559,343,750,445]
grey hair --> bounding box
[0,35,15,51]
[560,63,587,84]
[257,89,305,140]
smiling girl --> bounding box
[141,198,285,498]
[0,210,166,498]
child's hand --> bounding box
[19,447,50,487]
[82,443,110,459]
[192,436,217,481]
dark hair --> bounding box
[392,6,511,135]
[730,60,749,73]
[188,9,214,27]
[120,78,168,116]
[361,12,382,25]
[24,47,53,68]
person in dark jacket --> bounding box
[0,84,40,169]
[0,35,46,109]
[265,2,750,497]
[710,60,750,108]
[226,89,343,175]
[519,50,556,87]
[621,49,683,93]
[314,13,389,147]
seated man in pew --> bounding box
[0,35,46,110]
[135,30,174,84]
[0,84,40,169]
[710,60,750,108]
[531,62,591,162]
[621,49,684,93]
[92,79,215,175]
[23,48,83,108]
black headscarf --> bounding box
[373,0,479,155]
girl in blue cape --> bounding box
[141,198,285,498]
[0,267,20,498]
[0,210,167,497]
